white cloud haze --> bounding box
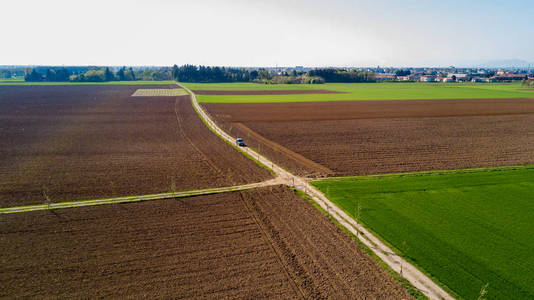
[2,0,533,67]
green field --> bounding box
[0,80,176,86]
[181,82,534,103]
[311,166,534,299]
[0,78,25,83]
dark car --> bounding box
[236,138,246,147]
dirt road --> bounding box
[0,178,284,214]
[180,82,454,300]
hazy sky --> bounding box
[2,0,534,67]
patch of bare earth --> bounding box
[0,186,410,299]
[0,85,271,207]
[204,98,534,177]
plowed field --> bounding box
[0,85,271,207]
[0,186,410,299]
[204,98,534,177]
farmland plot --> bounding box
[0,85,271,207]
[131,88,188,96]
[204,98,534,177]
[312,167,534,299]
[0,186,410,299]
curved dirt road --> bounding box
[179,82,454,300]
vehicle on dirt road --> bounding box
[236,138,246,147]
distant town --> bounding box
[370,67,532,83]
[1,65,533,84]
[281,66,534,83]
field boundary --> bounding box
[178,81,453,300]
[0,178,282,214]
[232,122,334,175]
[315,164,534,182]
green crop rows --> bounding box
[312,166,534,299]
[181,82,534,103]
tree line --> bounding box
[22,65,377,84]
[308,69,375,83]
[171,65,375,84]
[24,67,172,82]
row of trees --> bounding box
[24,67,172,82]
[23,65,377,84]
[0,70,14,79]
[171,65,251,82]
[171,65,376,84]
[70,67,137,82]
[308,69,375,83]
[25,68,71,81]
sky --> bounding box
[2,0,534,67]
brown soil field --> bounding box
[0,85,271,207]
[204,98,534,177]
[193,89,344,95]
[0,186,410,299]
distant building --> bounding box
[447,73,469,81]
[420,75,435,82]
[375,74,396,81]
[491,74,527,81]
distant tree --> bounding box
[24,68,43,82]
[249,70,259,80]
[395,69,411,76]
[172,64,179,80]
[123,68,135,81]
[83,69,105,82]
[104,67,115,81]
[46,69,57,81]
[141,69,151,80]
[0,70,12,79]
[257,69,271,80]
[452,75,457,81]
[55,68,70,81]
[117,67,125,81]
